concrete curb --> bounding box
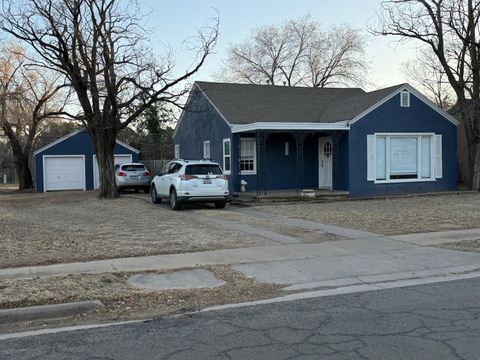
[0,300,103,324]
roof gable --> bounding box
[33,129,140,155]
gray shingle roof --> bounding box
[195,81,407,125]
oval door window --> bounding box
[324,141,332,158]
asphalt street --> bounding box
[2,278,480,360]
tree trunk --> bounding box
[91,128,118,199]
[5,132,33,190]
[472,143,480,191]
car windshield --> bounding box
[185,164,222,175]
[121,164,145,171]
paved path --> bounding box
[2,227,480,291]
[2,278,480,359]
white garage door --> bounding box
[44,156,85,191]
[93,154,132,189]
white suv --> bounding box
[150,160,229,210]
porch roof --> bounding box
[230,121,349,133]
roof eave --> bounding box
[231,121,349,133]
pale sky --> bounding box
[140,0,420,90]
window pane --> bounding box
[224,140,230,156]
[240,138,255,172]
[224,156,231,171]
[390,137,418,178]
[185,165,222,175]
[376,137,386,180]
[421,137,431,178]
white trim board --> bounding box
[231,122,349,133]
[348,84,459,126]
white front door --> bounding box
[93,154,132,189]
[318,137,333,189]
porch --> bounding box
[231,128,349,196]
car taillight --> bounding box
[143,171,150,176]
[216,174,227,180]
[118,171,127,177]
[178,174,198,181]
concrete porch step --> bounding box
[232,190,349,205]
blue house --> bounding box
[173,82,458,197]
[34,129,139,192]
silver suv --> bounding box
[150,160,229,210]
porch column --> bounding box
[236,133,242,192]
[256,130,269,196]
[294,132,307,194]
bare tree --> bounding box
[371,0,480,190]
[0,45,68,190]
[219,16,367,87]
[1,0,218,198]
[401,48,455,109]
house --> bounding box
[34,129,139,192]
[173,82,458,197]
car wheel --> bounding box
[169,188,181,210]
[214,201,227,209]
[143,186,150,194]
[151,186,161,204]
[116,187,122,194]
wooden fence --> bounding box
[142,159,170,176]
[0,168,17,184]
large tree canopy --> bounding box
[0,0,218,198]
[219,16,367,87]
[372,0,480,190]
[0,45,68,190]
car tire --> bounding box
[151,186,161,204]
[116,187,122,194]
[214,201,227,209]
[169,188,181,210]
[143,187,150,194]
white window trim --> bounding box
[203,140,210,159]
[400,90,410,107]
[240,137,257,175]
[174,144,180,159]
[222,138,231,175]
[373,132,436,184]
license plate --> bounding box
[203,179,212,184]
[130,175,139,179]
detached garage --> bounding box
[34,129,139,192]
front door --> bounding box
[318,137,333,189]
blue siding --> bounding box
[348,92,457,197]
[173,88,233,193]
[333,132,349,191]
[34,130,139,192]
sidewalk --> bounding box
[2,228,480,286]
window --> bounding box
[400,90,410,107]
[240,138,256,174]
[203,141,210,159]
[223,138,231,174]
[186,164,222,175]
[368,133,441,183]
[174,144,180,159]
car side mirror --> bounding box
[157,171,163,176]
